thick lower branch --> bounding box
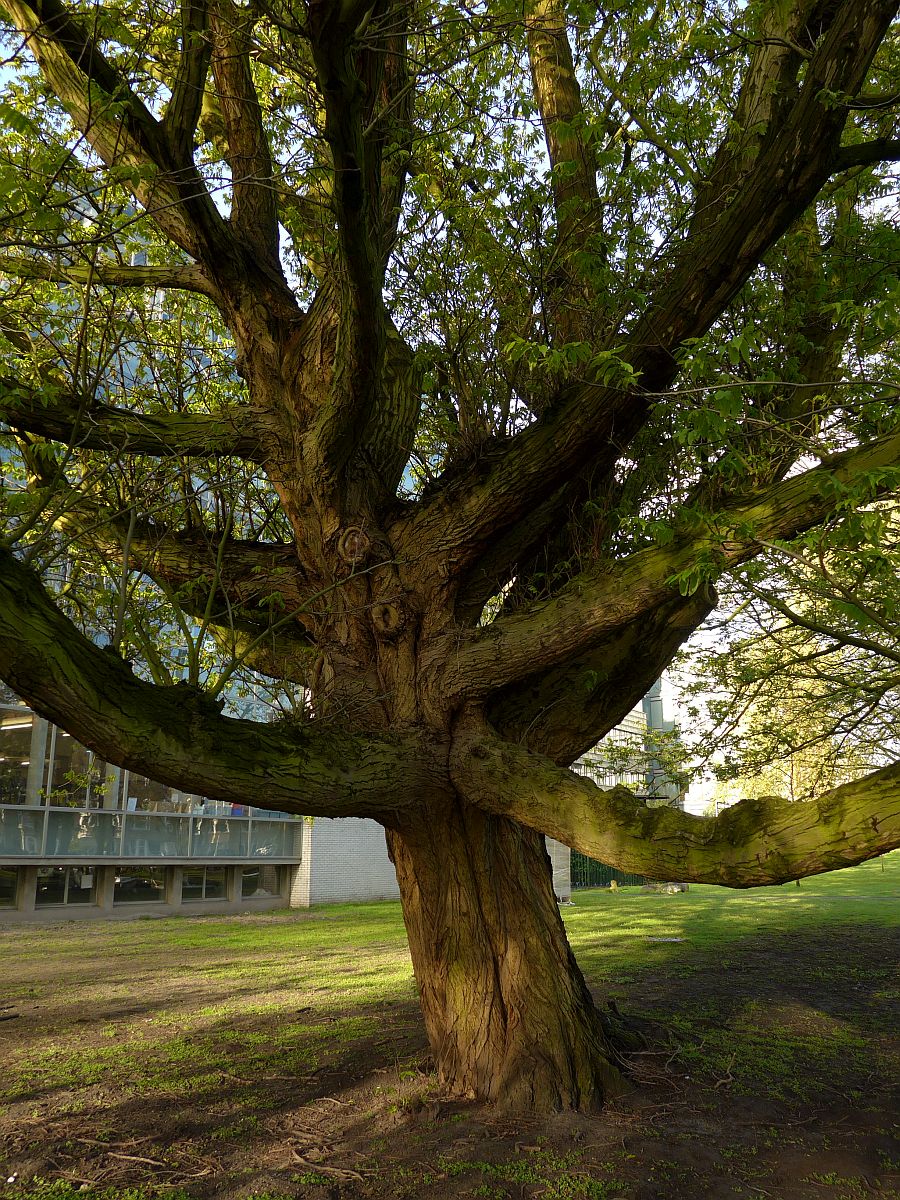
[0,378,263,461]
[0,545,433,818]
[450,720,900,886]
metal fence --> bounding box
[570,850,648,889]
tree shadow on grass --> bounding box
[0,916,897,1200]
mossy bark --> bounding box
[387,801,629,1111]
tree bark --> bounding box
[386,799,629,1111]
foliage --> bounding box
[676,501,900,798]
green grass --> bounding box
[564,851,899,980]
[0,853,896,1107]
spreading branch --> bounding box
[450,720,900,885]
[489,590,713,764]
[209,0,281,269]
[0,544,435,818]
[0,378,264,461]
[394,0,898,579]
[0,255,219,298]
[440,429,900,702]
[832,138,900,171]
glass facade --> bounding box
[0,703,301,864]
[35,866,95,906]
[0,866,17,905]
[0,709,33,804]
[0,699,299,916]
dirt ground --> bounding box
[0,912,898,1200]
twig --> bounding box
[107,1152,168,1166]
[289,1150,368,1180]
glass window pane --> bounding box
[0,807,43,855]
[192,817,248,857]
[124,774,179,813]
[46,736,109,807]
[113,866,166,903]
[0,867,18,906]
[0,712,33,804]
[241,866,281,898]
[203,866,227,899]
[121,813,189,857]
[66,867,94,904]
[182,869,205,901]
[46,809,81,856]
[35,866,67,905]
[251,819,300,858]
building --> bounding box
[2,677,682,919]
[0,689,572,921]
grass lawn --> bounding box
[0,853,897,1200]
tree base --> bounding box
[388,801,634,1112]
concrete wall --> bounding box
[293,820,571,908]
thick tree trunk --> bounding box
[386,799,630,1111]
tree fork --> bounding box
[386,800,630,1110]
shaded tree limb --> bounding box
[450,719,900,886]
[489,589,713,764]
[833,138,900,171]
[0,255,220,298]
[161,0,212,160]
[0,543,435,817]
[441,428,900,701]
[0,378,265,461]
[209,0,281,270]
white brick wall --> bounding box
[306,817,400,904]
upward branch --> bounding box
[394,0,898,581]
[4,0,230,264]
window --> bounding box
[35,866,95,905]
[241,866,283,899]
[113,866,166,903]
[0,866,17,906]
[0,711,33,804]
[182,866,228,901]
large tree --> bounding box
[1,0,900,1111]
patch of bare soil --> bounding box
[0,922,898,1200]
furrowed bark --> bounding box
[388,802,630,1110]
[525,0,602,344]
[441,429,900,702]
[0,545,432,817]
[0,379,263,460]
[305,0,388,501]
[451,721,900,885]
